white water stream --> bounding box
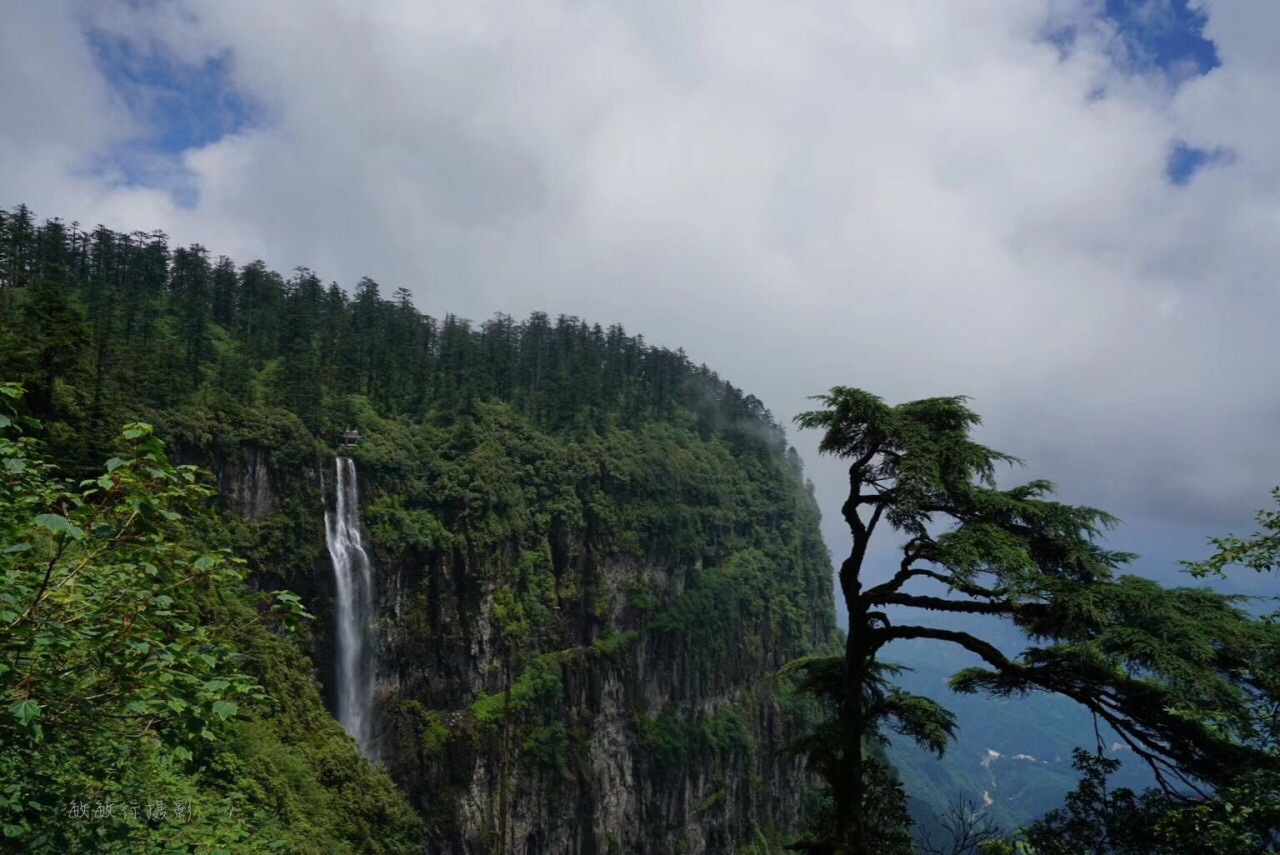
[324,457,375,757]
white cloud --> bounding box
[4,0,1280,576]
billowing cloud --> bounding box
[4,0,1279,586]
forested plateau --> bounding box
[0,205,836,853]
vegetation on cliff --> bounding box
[0,384,423,853]
[0,204,836,852]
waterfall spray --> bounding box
[324,456,375,758]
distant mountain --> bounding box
[884,631,1155,839]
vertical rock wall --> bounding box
[202,441,834,854]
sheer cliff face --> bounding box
[211,402,836,854]
[378,545,828,855]
[214,445,280,522]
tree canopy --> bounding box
[792,387,1280,854]
[0,383,423,852]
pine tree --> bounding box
[1,204,38,303]
[170,244,212,388]
[10,266,89,422]
[793,388,1280,853]
[277,268,324,426]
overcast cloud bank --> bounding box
[4,0,1279,588]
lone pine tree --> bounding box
[791,387,1279,854]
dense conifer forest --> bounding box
[0,204,796,469]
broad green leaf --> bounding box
[8,699,41,725]
[212,700,239,720]
[34,513,84,540]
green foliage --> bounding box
[949,576,1279,791]
[419,710,450,757]
[978,486,1280,852]
[786,755,915,855]
[0,387,420,853]
[651,542,827,680]
[783,655,951,852]
[469,654,572,777]
[0,205,840,850]
[794,388,1019,537]
[1018,749,1159,854]
[784,656,956,760]
[470,654,565,732]
[386,701,451,760]
[340,389,832,841]
[365,496,452,556]
[0,205,804,481]
[999,749,1280,855]
[0,413,262,848]
[793,386,1280,854]
[634,704,756,767]
[229,633,423,854]
[1183,486,1280,581]
[697,789,726,814]
[591,630,639,658]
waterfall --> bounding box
[324,456,375,758]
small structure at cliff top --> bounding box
[336,427,364,447]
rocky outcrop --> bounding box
[213,444,280,522]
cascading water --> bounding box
[324,456,375,758]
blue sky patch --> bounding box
[86,28,257,206]
[1166,141,1234,185]
[1104,0,1219,77]
[1043,0,1219,83]
[1041,2,1230,186]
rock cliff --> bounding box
[179,400,835,854]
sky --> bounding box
[4,0,1280,604]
